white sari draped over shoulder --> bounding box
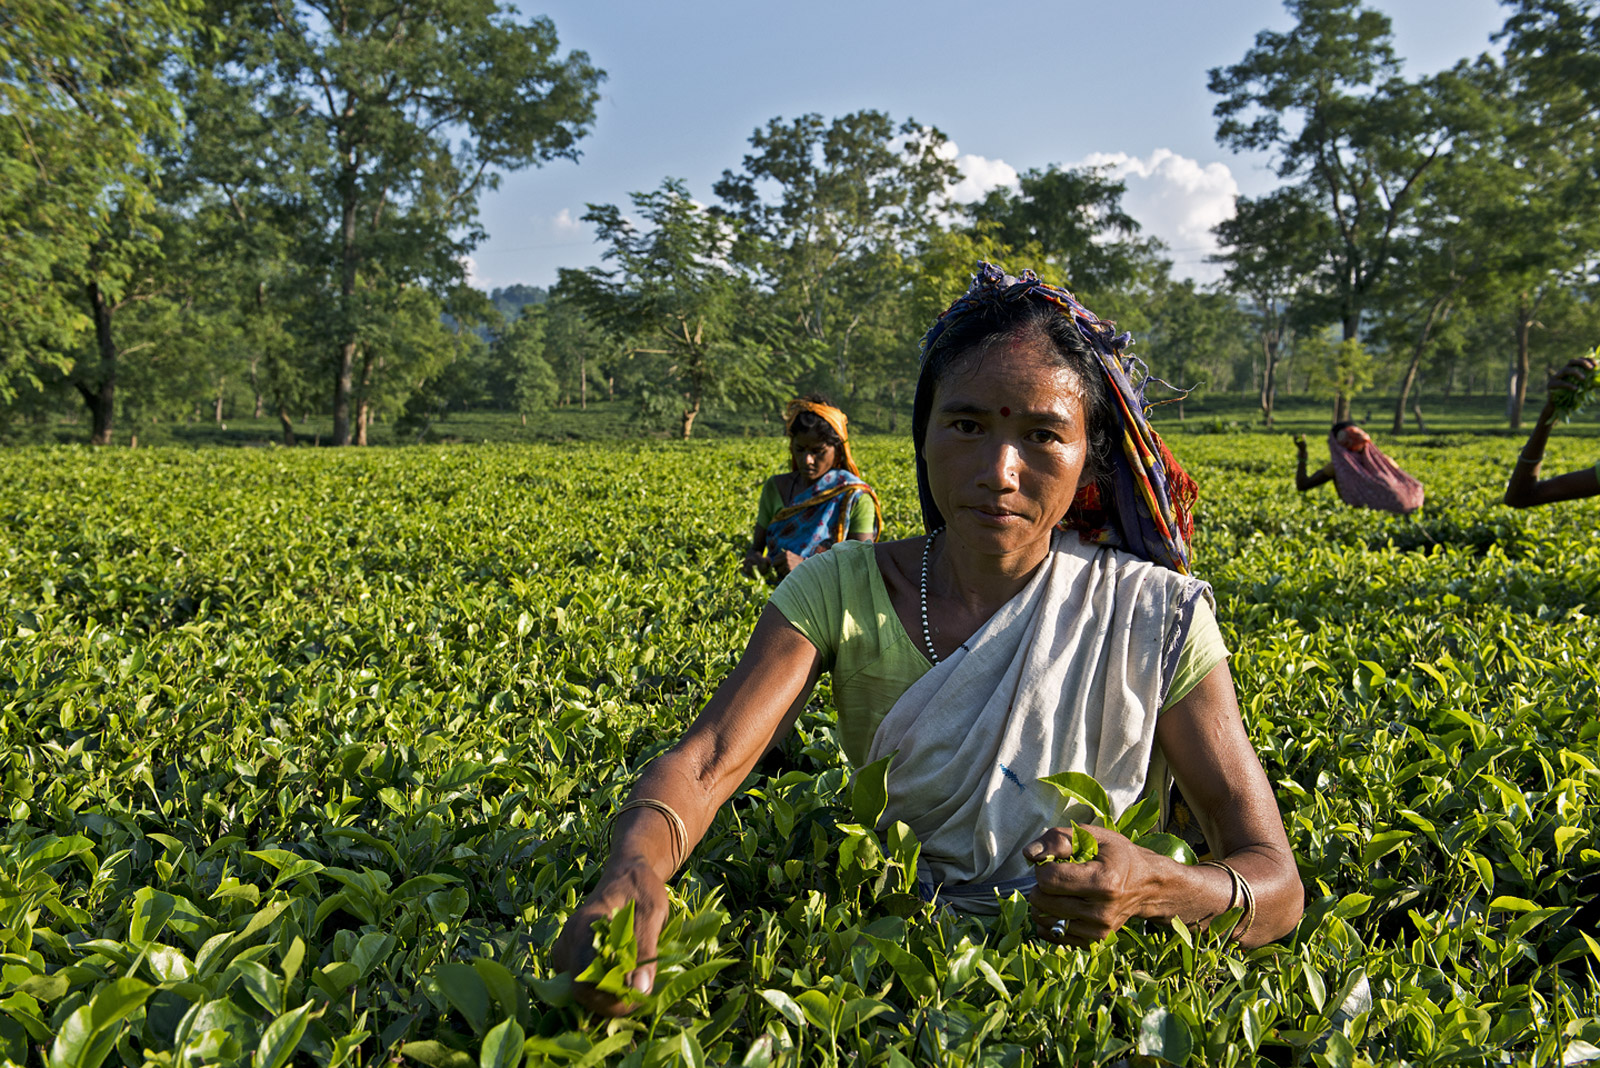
[865,530,1212,912]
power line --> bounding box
[473,240,595,256]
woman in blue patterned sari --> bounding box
[743,395,882,578]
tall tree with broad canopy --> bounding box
[1487,0,1600,426]
[1209,0,1461,350]
[200,0,602,444]
[712,111,961,399]
[1367,59,1533,432]
[1211,187,1330,426]
[562,179,785,440]
[0,0,196,438]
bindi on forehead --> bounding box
[1000,406,1011,417]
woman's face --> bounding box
[790,430,839,483]
[922,335,1094,558]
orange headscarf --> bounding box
[784,399,861,477]
[1334,425,1371,453]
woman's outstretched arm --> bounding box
[551,605,822,1015]
[1294,436,1334,492]
[1504,357,1600,508]
[1026,663,1304,949]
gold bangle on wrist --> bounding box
[1199,860,1256,942]
[613,797,690,873]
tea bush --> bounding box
[1,433,1597,1067]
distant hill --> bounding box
[490,284,548,321]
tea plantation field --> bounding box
[1,434,1597,1067]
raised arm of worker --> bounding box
[551,605,821,1017]
[1294,435,1334,492]
[1504,356,1600,509]
[1023,661,1304,950]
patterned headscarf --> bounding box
[784,398,862,478]
[914,262,1198,575]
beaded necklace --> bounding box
[919,528,944,663]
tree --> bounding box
[966,165,1165,298]
[1140,279,1251,420]
[713,111,961,398]
[562,179,785,439]
[204,0,602,444]
[490,306,558,424]
[1210,0,1459,347]
[0,0,196,435]
[1301,333,1376,421]
[539,291,608,408]
[877,223,1044,431]
[1211,187,1330,426]
[1367,66,1513,433]
[1486,1,1600,426]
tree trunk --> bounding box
[278,403,297,447]
[82,280,117,445]
[1333,392,1351,424]
[250,352,263,418]
[214,377,226,424]
[1411,398,1428,433]
[331,174,360,445]
[1392,359,1420,435]
[354,348,375,446]
[680,399,700,439]
[1508,295,1534,430]
[579,351,586,409]
[1260,333,1279,428]
[333,340,357,444]
[1392,297,1448,434]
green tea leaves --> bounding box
[2,438,1597,1065]
[1037,770,1114,825]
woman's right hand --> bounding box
[1545,355,1597,417]
[551,859,670,1017]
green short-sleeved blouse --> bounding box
[768,541,1228,766]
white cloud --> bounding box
[459,254,484,288]
[550,208,584,236]
[928,139,1020,223]
[948,151,1020,205]
[1077,149,1240,283]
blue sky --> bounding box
[470,0,1508,292]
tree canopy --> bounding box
[4,0,1598,441]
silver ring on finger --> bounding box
[1048,919,1068,941]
